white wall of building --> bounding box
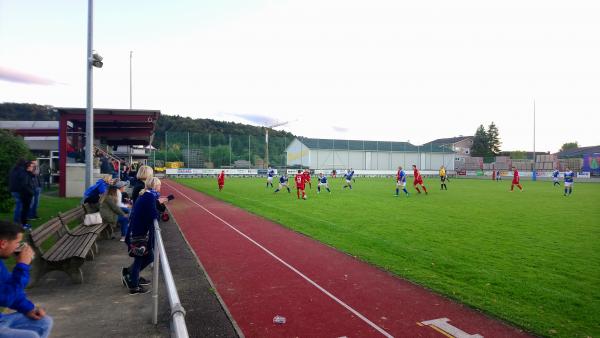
[287,139,455,170]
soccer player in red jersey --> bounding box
[510,166,523,191]
[294,169,307,199]
[302,169,312,189]
[217,170,225,191]
[412,164,428,194]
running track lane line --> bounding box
[164,181,395,338]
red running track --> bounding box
[163,180,532,338]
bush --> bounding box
[0,130,31,212]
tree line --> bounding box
[0,103,296,167]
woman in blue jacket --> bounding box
[122,177,167,294]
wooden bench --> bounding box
[26,215,100,285]
[59,205,111,242]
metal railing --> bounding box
[152,219,189,338]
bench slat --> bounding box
[45,234,96,262]
[31,218,63,246]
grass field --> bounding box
[175,176,600,338]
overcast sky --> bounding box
[1,0,599,152]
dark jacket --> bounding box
[31,173,41,189]
[8,166,25,193]
[100,156,113,174]
[130,179,145,204]
[126,190,159,250]
[22,172,36,196]
[0,260,35,320]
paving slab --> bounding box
[26,212,239,338]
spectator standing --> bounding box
[39,162,51,190]
[131,165,154,204]
[28,161,41,220]
[122,177,168,294]
[111,160,120,179]
[99,154,113,176]
[8,159,27,224]
[18,162,36,230]
[0,220,53,338]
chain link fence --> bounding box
[149,132,290,169]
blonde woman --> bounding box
[131,165,154,204]
[99,185,128,241]
[122,177,167,294]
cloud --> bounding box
[228,113,278,127]
[332,126,349,133]
[0,66,56,85]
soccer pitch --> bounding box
[175,176,600,338]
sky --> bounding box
[1,0,599,153]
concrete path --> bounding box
[26,213,238,338]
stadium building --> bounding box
[285,137,463,171]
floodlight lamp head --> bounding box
[92,52,103,62]
[92,52,104,68]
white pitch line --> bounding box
[164,181,394,338]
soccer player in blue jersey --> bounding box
[563,167,574,196]
[274,174,290,193]
[266,167,275,188]
[395,166,409,197]
[552,168,560,186]
[342,169,354,189]
[317,173,331,193]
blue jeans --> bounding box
[119,207,130,237]
[117,215,129,237]
[11,192,22,223]
[28,187,41,218]
[128,251,153,288]
[0,312,53,338]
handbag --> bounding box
[83,212,103,225]
[128,235,149,257]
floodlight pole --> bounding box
[85,0,94,188]
[533,99,536,181]
[129,51,133,109]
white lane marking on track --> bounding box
[164,181,394,338]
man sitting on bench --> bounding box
[0,220,53,338]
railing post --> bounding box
[152,219,161,325]
[150,218,189,337]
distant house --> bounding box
[420,136,473,156]
[554,146,600,159]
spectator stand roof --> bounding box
[55,107,160,197]
[0,121,59,137]
[56,107,160,146]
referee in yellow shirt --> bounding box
[439,166,448,190]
